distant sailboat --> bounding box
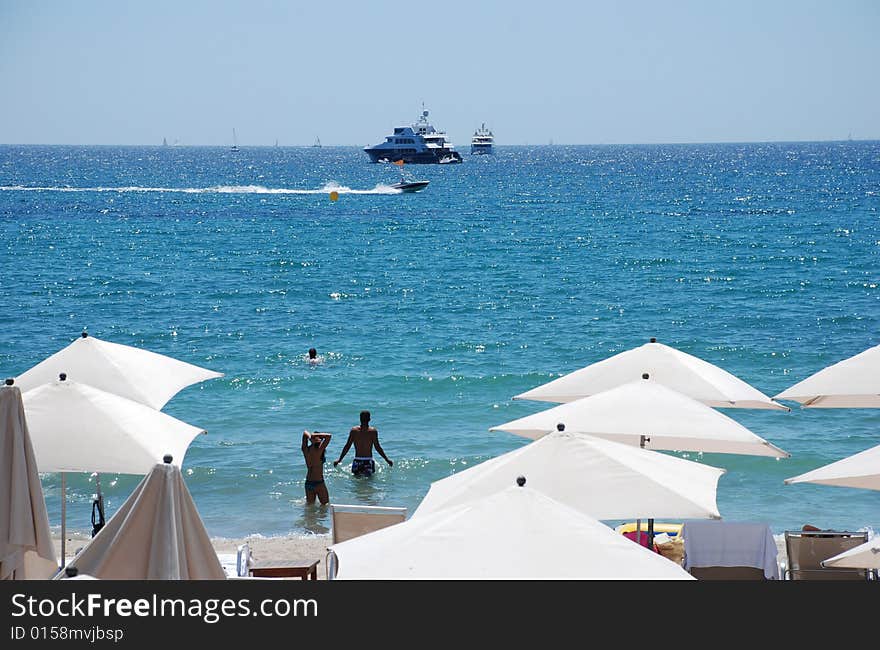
[231,129,239,152]
[162,137,168,147]
[313,136,322,148]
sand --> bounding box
[212,533,333,579]
[54,531,334,580]
[53,530,788,580]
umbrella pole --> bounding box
[639,434,655,550]
[60,472,66,569]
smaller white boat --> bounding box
[438,155,461,164]
[471,123,494,154]
[230,128,239,152]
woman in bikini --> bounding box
[302,430,332,505]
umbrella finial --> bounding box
[59,373,67,381]
[4,378,12,386]
[556,423,565,431]
[81,331,89,338]
[642,373,650,380]
[163,455,173,464]
[516,476,526,487]
[65,566,78,578]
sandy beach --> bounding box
[55,531,334,580]
[52,530,791,580]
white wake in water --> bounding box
[0,182,402,195]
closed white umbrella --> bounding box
[22,375,205,566]
[822,538,880,571]
[493,375,789,458]
[0,382,57,580]
[331,480,694,580]
[784,443,880,491]
[59,457,225,580]
[515,338,787,410]
[414,430,724,520]
[15,332,223,411]
[56,566,99,579]
[774,343,880,408]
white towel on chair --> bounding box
[682,520,779,579]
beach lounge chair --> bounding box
[232,541,320,580]
[783,530,870,580]
[681,520,779,580]
[236,543,252,577]
[327,504,407,578]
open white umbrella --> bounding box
[774,343,880,408]
[15,332,223,411]
[784,442,880,491]
[493,375,789,458]
[822,538,880,571]
[15,332,222,536]
[59,456,225,580]
[414,430,724,520]
[0,382,57,580]
[514,338,787,410]
[22,375,205,566]
[23,376,204,475]
[784,442,879,574]
[331,480,694,580]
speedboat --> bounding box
[364,107,463,164]
[391,180,430,193]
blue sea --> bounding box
[1,142,878,539]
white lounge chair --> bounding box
[326,504,407,579]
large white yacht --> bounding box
[364,108,462,164]
[471,123,494,154]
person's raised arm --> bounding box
[314,432,332,451]
[302,430,311,453]
[373,431,393,467]
[334,432,353,467]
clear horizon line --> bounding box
[0,137,877,148]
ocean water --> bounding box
[1,142,878,539]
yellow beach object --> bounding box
[329,190,339,201]
[615,522,683,537]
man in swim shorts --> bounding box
[302,430,331,504]
[333,410,393,477]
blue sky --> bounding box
[1,0,878,145]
